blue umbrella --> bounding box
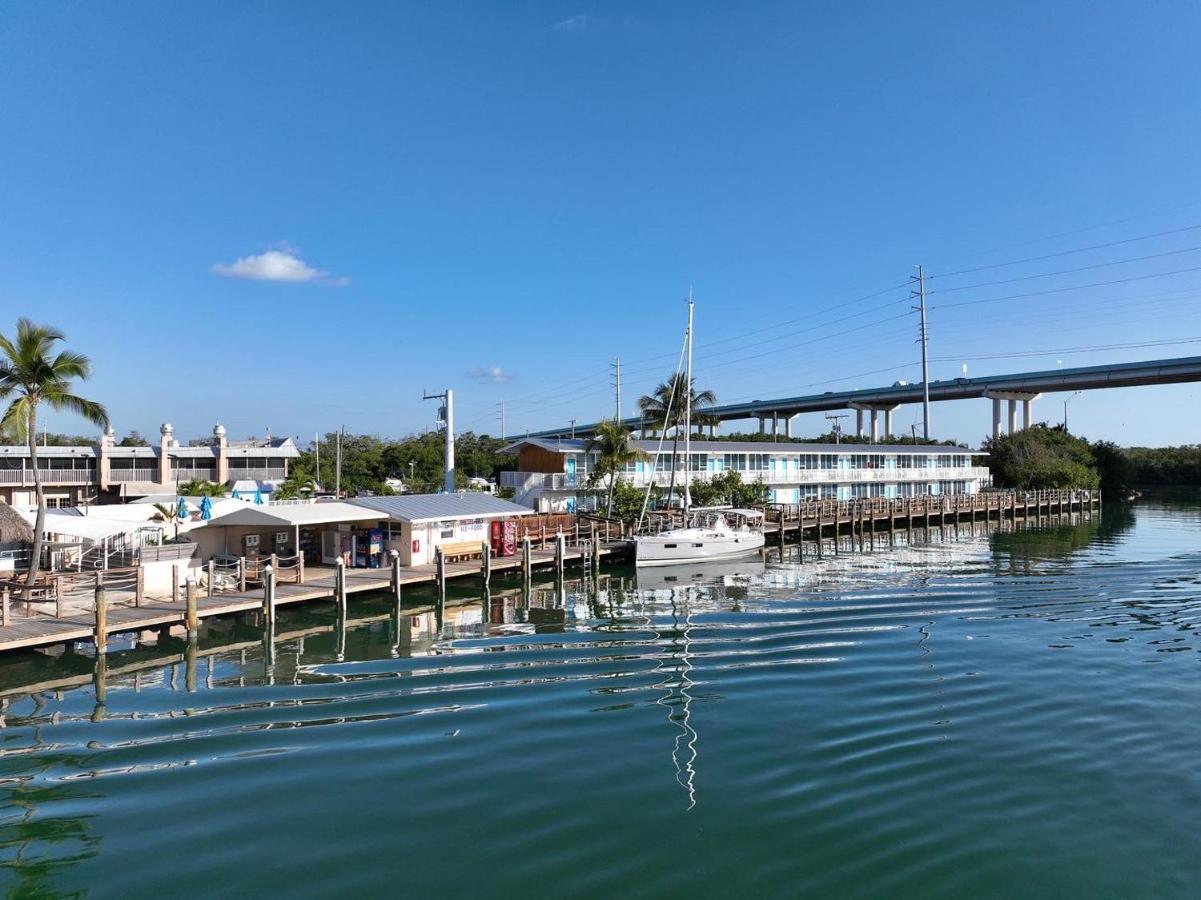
[199,495,213,521]
[176,496,189,520]
[253,487,264,505]
[232,488,242,500]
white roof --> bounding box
[202,501,383,529]
[19,511,160,541]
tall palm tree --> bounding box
[0,319,109,593]
[637,373,717,506]
[585,420,648,516]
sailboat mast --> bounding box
[684,293,694,513]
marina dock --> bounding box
[0,489,1097,658]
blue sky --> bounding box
[3,1,1200,447]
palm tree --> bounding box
[151,503,182,543]
[586,420,648,516]
[637,373,717,506]
[0,319,109,593]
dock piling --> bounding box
[206,559,214,598]
[334,558,347,615]
[390,549,402,605]
[261,564,275,624]
[481,540,492,585]
[93,582,107,655]
[186,575,199,635]
[436,547,447,600]
[1,588,8,627]
[554,533,565,578]
[522,535,532,586]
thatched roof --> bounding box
[0,501,34,544]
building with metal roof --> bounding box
[499,438,991,512]
[350,493,533,567]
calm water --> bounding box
[1,497,1200,898]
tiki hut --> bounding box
[0,501,34,552]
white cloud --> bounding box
[467,366,515,384]
[212,248,347,285]
[553,14,593,32]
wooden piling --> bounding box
[185,576,199,635]
[390,550,402,605]
[239,557,247,592]
[1,588,8,627]
[93,582,107,655]
[261,564,275,624]
[522,535,532,584]
[481,540,492,584]
[172,564,179,605]
[335,558,348,614]
[297,551,305,585]
[436,547,447,600]
[206,559,214,597]
[55,575,64,618]
[554,533,565,577]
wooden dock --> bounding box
[0,537,629,657]
[0,489,1098,659]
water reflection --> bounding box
[0,500,1197,897]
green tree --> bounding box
[178,478,223,496]
[637,373,717,506]
[689,470,770,508]
[1089,440,1135,497]
[117,430,149,447]
[151,502,182,542]
[984,424,1099,490]
[0,319,109,592]
[585,420,649,516]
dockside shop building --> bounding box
[349,494,535,566]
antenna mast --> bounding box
[911,265,931,440]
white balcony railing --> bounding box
[228,468,287,482]
[502,466,992,494]
[109,468,159,482]
[0,469,96,485]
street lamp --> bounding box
[1063,391,1083,431]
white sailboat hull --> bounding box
[635,528,765,567]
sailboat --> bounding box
[634,297,766,567]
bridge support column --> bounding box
[850,403,898,443]
[785,415,795,439]
[856,409,865,438]
[758,417,766,435]
[771,411,779,438]
[985,390,1042,435]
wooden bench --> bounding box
[437,540,486,563]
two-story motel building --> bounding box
[500,438,991,513]
[0,423,298,508]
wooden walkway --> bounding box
[0,540,629,656]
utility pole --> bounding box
[911,265,931,440]
[314,431,320,490]
[610,356,622,422]
[496,400,506,441]
[334,426,344,497]
[424,389,455,493]
[569,418,577,440]
[825,412,847,444]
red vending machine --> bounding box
[491,519,518,556]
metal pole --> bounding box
[912,265,931,440]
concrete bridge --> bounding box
[527,354,1201,442]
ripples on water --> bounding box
[1,499,1200,898]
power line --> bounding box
[932,263,1201,310]
[927,243,1201,295]
[930,221,1201,279]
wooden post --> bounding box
[55,575,64,618]
[93,582,107,655]
[555,532,565,577]
[390,549,402,605]
[522,535,532,585]
[481,540,492,584]
[540,522,546,549]
[172,564,179,605]
[270,552,278,580]
[436,547,447,600]
[591,524,600,571]
[206,559,214,597]
[335,558,348,614]
[833,505,840,555]
[297,551,305,585]
[574,521,580,546]
[239,557,247,592]
[137,565,146,606]
[1,588,8,626]
[261,564,275,624]
[185,575,199,635]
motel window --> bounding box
[820,485,838,499]
[723,454,748,472]
[748,454,770,472]
[799,454,819,470]
[819,454,838,470]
